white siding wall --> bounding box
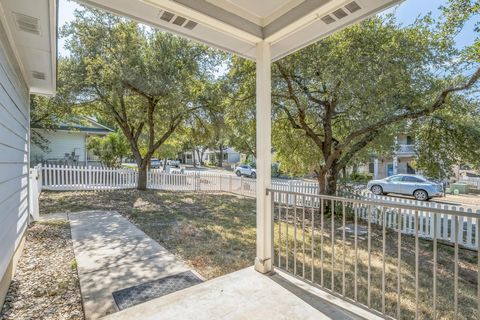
[0,23,30,283]
[228,152,240,163]
[30,130,87,163]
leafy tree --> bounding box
[61,7,218,189]
[272,13,479,194]
[224,57,257,158]
[226,9,479,194]
[414,97,480,178]
[200,81,230,167]
[87,132,130,167]
[180,115,211,166]
[155,143,180,167]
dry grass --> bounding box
[273,204,479,320]
[40,190,257,279]
[39,190,479,319]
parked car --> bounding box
[150,158,161,169]
[235,164,256,178]
[167,159,180,168]
[367,174,443,201]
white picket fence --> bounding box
[355,193,479,250]
[39,164,320,197]
[147,170,257,196]
[335,190,480,249]
[460,176,480,189]
[41,164,138,190]
[272,190,479,250]
[29,164,42,221]
[37,164,480,249]
[39,164,259,195]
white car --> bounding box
[167,159,180,168]
[367,174,443,201]
[150,158,161,169]
[235,164,256,178]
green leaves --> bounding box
[59,6,221,178]
[87,132,129,168]
[226,6,480,191]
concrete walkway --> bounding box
[102,267,381,320]
[68,211,193,319]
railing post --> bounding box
[254,40,273,274]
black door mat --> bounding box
[112,271,203,311]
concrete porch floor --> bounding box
[102,267,383,320]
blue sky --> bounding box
[58,0,477,57]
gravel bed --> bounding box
[0,218,84,320]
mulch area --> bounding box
[0,218,84,320]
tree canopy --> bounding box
[32,0,480,194]
[228,6,479,194]
[87,131,129,168]
[60,7,220,188]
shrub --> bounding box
[348,172,372,183]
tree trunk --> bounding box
[317,171,327,194]
[163,158,168,171]
[199,149,205,165]
[218,144,224,168]
[352,164,358,174]
[326,168,338,196]
[137,165,148,190]
[317,166,338,195]
[192,149,197,168]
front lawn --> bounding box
[40,190,257,279]
[39,190,479,319]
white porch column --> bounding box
[373,158,379,179]
[254,41,273,274]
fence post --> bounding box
[241,175,244,196]
[28,167,40,221]
[38,164,43,192]
[195,172,199,191]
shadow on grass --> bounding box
[273,205,479,320]
[40,190,257,279]
[40,190,479,319]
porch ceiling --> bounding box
[77,0,401,61]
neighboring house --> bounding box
[180,147,242,166]
[179,150,198,165]
[0,0,57,307]
[31,117,114,166]
[359,135,417,178]
[204,147,241,165]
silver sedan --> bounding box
[367,174,443,201]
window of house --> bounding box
[368,162,375,174]
[406,136,414,145]
[407,163,416,174]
